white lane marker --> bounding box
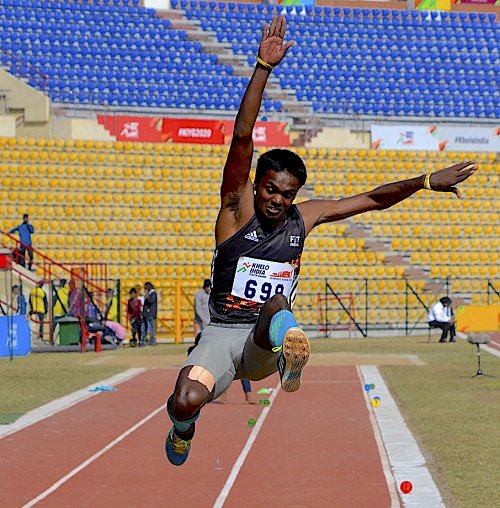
[22,403,165,507]
[356,366,400,508]
[213,380,281,508]
[360,365,446,508]
[0,368,145,439]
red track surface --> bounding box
[0,367,393,508]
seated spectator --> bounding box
[428,296,456,343]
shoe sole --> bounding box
[279,328,310,393]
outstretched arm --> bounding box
[298,161,477,233]
[216,15,293,245]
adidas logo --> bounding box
[244,230,259,242]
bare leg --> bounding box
[253,294,291,350]
[169,365,214,437]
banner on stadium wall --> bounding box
[97,115,163,142]
[98,115,290,146]
[161,118,225,144]
[223,121,291,147]
[416,0,451,11]
[433,126,500,152]
[371,125,439,151]
[278,0,315,5]
[371,125,500,152]
[456,305,500,333]
[458,0,497,4]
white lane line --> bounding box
[356,366,400,508]
[213,380,280,508]
[360,365,446,508]
[22,403,165,508]
[0,368,145,439]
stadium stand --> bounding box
[175,1,499,118]
[0,137,498,331]
[0,1,497,117]
[0,0,280,111]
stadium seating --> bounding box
[0,0,279,112]
[174,1,499,118]
[0,1,498,117]
[1,137,498,328]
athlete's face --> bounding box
[255,170,300,224]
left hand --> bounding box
[258,15,294,68]
[429,160,478,198]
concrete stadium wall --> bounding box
[307,128,371,148]
[0,115,16,137]
[50,118,115,141]
[0,69,49,124]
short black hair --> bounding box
[255,149,307,188]
[203,279,211,289]
[60,279,67,286]
[12,285,19,290]
[129,288,137,295]
[440,296,452,305]
[23,213,29,219]
[145,281,154,290]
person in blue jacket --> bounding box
[10,214,35,270]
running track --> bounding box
[1,367,397,508]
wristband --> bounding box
[256,55,274,71]
[424,173,432,190]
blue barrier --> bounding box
[0,316,31,357]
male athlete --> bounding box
[165,15,477,465]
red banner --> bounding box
[98,116,289,146]
[97,115,163,142]
[223,120,290,146]
[161,118,224,144]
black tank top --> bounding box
[209,205,306,324]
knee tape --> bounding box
[188,365,216,392]
[269,309,299,351]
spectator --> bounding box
[53,279,69,321]
[127,287,143,347]
[105,288,118,322]
[68,279,83,317]
[10,213,35,270]
[85,292,99,320]
[194,279,211,334]
[428,296,456,343]
[29,281,48,342]
[143,281,157,346]
[12,285,27,316]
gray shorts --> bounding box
[182,322,278,399]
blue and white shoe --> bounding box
[165,427,193,466]
[277,328,310,393]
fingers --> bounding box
[268,14,285,38]
[261,23,268,43]
[455,160,476,172]
[283,40,294,55]
[280,15,286,38]
[269,15,279,37]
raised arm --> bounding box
[216,15,293,245]
[298,161,477,234]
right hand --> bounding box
[258,15,294,68]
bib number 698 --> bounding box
[244,280,285,302]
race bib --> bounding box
[232,256,294,304]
